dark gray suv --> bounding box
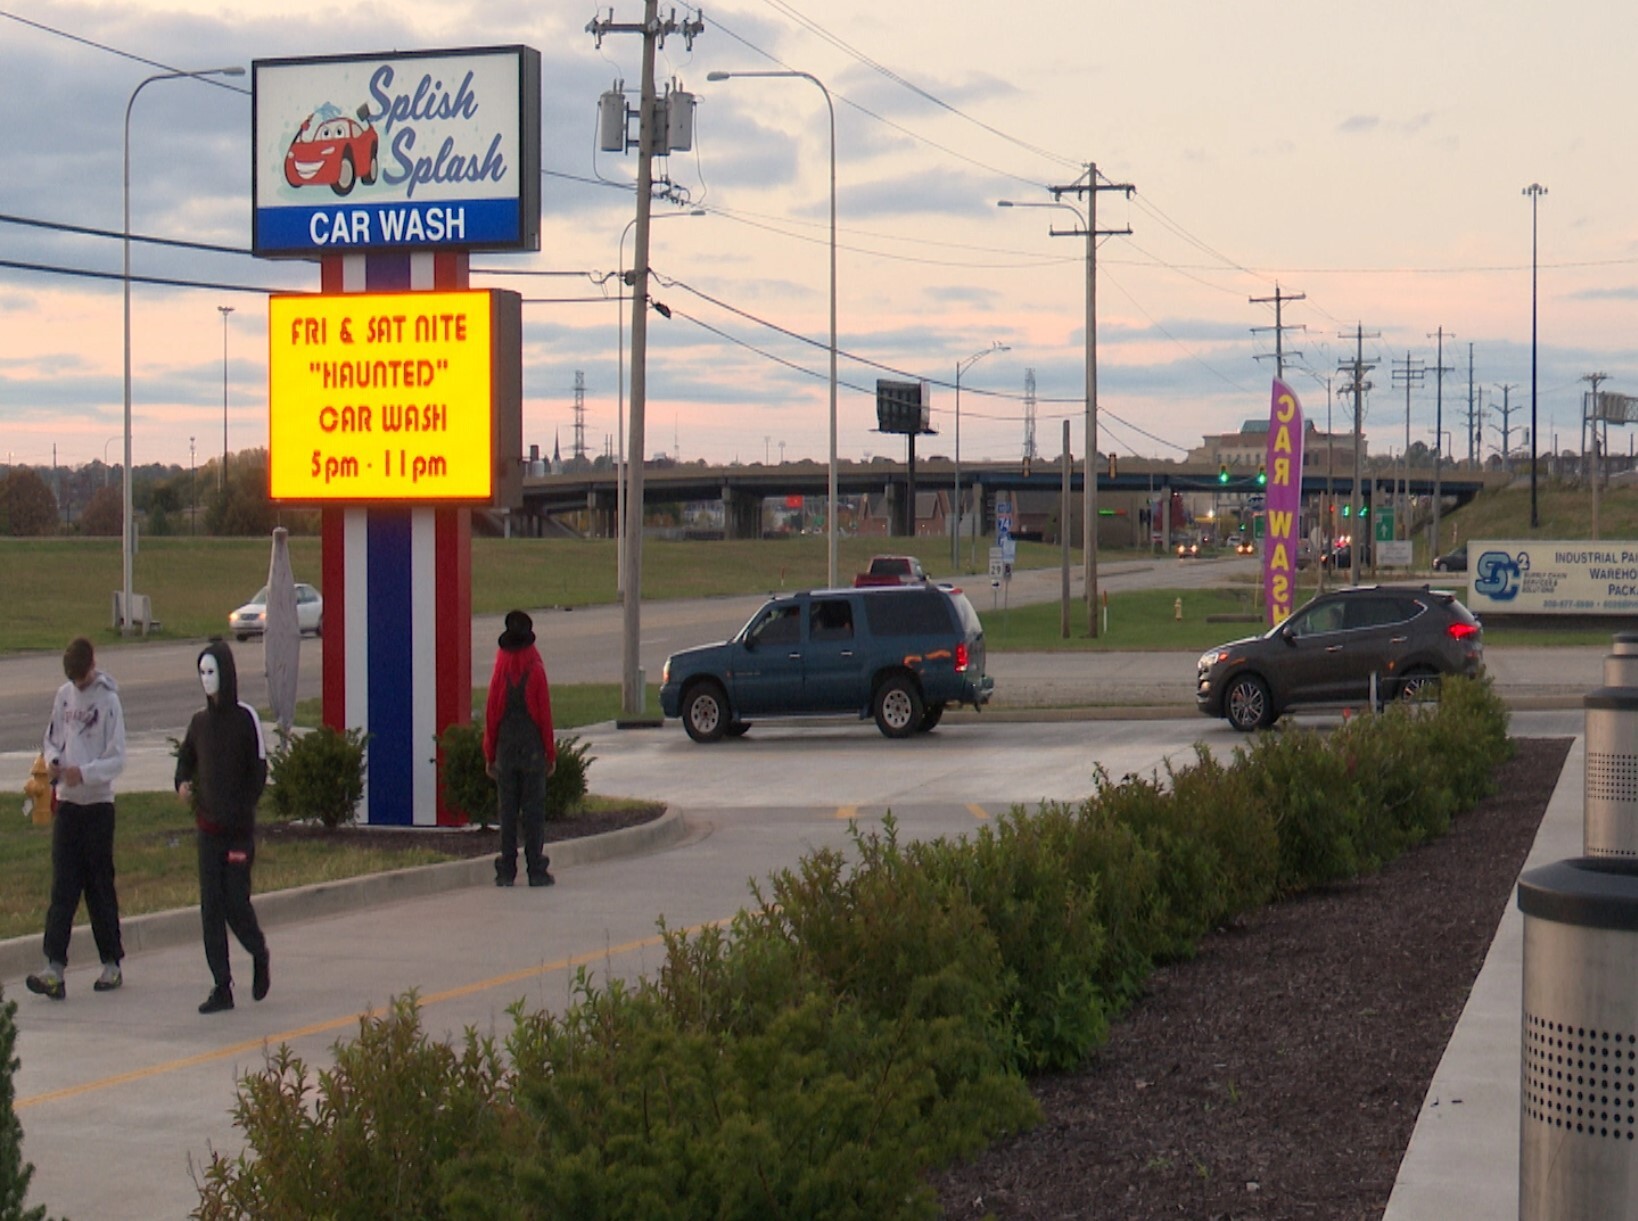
[1196,585,1484,731]
[660,585,993,741]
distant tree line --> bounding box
[0,449,319,538]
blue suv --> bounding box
[660,585,993,741]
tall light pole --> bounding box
[189,435,196,535]
[217,305,234,491]
[123,65,243,633]
[617,209,702,599]
[1523,182,1547,529]
[953,341,1007,571]
[707,68,838,587]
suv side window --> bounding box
[750,604,802,646]
[863,589,955,637]
[1344,596,1412,630]
[1290,599,1346,636]
[810,598,855,642]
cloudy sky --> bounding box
[2,0,1635,476]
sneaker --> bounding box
[252,952,271,1002]
[198,985,234,1015]
[25,969,65,1001]
[495,875,516,888]
[93,962,123,992]
[528,871,556,888]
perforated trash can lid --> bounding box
[1518,858,1638,931]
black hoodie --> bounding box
[174,641,268,836]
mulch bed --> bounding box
[258,805,665,859]
[932,736,1571,1220]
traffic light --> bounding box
[1218,463,1229,484]
[1108,452,1118,478]
[1360,504,1370,518]
[1022,456,1032,478]
[1341,504,1351,518]
[1256,464,1267,486]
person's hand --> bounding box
[485,761,498,780]
[59,765,84,787]
[177,781,192,804]
[547,761,557,778]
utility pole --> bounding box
[1493,384,1519,472]
[1045,162,1134,638]
[588,1,704,722]
[1474,342,1487,465]
[1339,325,1377,586]
[1250,283,1306,379]
[1390,351,1425,541]
[1428,328,1454,557]
[1584,372,1608,539]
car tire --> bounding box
[917,702,946,732]
[725,721,752,738]
[334,150,356,197]
[873,674,924,739]
[1398,668,1441,703]
[363,149,379,185]
[682,681,729,743]
[1224,674,1273,731]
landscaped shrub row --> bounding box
[190,678,1511,1219]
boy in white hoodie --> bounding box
[27,636,127,1000]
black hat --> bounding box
[498,609,535,650]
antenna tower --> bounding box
[1023,368,1038,461]
[573,370,588,464]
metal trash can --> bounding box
[1606,632,1638,690]
[1586,687,1638,858]
[1519,858,1638,1217]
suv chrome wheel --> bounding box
[873,675,924,739]
[1225,674,1271,731]
[683,681,729,743]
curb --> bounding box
[0,808,687,984]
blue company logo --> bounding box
[1474,549,1529,601]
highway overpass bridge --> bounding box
[511,458,1513,540]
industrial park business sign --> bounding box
[1467,540,1638,616]
[267,289,522,505]
[252,46,540,257]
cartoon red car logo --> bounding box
[284,105,379,197]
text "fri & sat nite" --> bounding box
[287,312,469,345]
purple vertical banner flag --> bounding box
[1263,378,1306,624]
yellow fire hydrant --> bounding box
[1174,597,1183,622]
[23,753,53,827]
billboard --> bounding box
[876,379,931,435]
[252,46,540,257]
[267,289,522,505]
[1468,540,1638,615]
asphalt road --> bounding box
[0,555,1252,752]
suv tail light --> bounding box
[954,641,970,672]
[1446,621,1481,642]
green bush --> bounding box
[435,722,594,828]
[0,986,47,1221]
[203,674,1517,1216]
[265,725,367,829]
[433,720,494,829]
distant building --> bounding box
[1187,418,1361,475]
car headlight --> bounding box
[661,658,671,685]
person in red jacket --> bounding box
[483,610,557,887]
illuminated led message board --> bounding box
[268,289,521,504]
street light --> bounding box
[953,341,1008,570]
[1523,182,1547,530]
[707,68,838,587]
[617,208,702,599]
[123,65,243,634]
[218,305,234,491]
[998,196,1098,632]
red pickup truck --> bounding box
[853,555,928,587]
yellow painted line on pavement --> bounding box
[18,921,726,1112]
[967,804,990,820]
[835,805,859,820]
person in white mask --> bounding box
[174,641,270,1015]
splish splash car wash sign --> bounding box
[252,46,540,257]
